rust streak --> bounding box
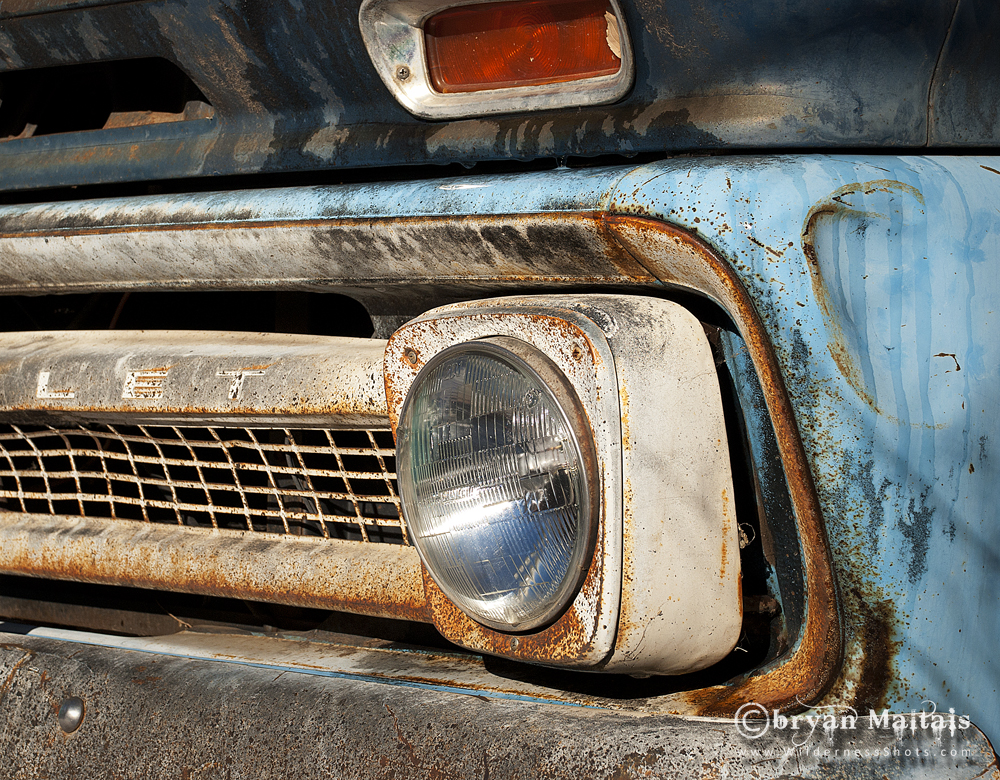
[933,352,961,372]
[0,648,34,707]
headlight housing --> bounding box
[397,337,597,632]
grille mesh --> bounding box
[0,423,406,544]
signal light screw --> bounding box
[395,65,411,82]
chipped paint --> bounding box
[425,120,501,157]
[121,368,170,399]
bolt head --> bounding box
[395,65,411,81]
[58,697,85,733]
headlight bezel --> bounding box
[386,295,742,675]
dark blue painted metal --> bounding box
[0,0,980,192]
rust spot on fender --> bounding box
[848,588,901,712]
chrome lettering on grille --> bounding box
[35,371,75,399]
[122,369,170,399]
[216,367,268,400]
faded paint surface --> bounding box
[607,155,1000,741]
[0,0,988,191]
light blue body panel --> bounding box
[605,156,1000,739]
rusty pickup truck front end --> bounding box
[0,0,997,777]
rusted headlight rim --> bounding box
[396,335,600,633]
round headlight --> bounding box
[397,337,597,632]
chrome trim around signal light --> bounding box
[358,0,634,119]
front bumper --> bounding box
[2,625,996,779]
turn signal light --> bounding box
[424,0,622,93]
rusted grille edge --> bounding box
[0,423,407,545]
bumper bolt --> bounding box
[58,697,85,733]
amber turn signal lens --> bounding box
[424,0,622,94]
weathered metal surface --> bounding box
[0,156,995,740]
[604,156,1000,742]
[387,295,742,676]
[0,592,187,636]
[0,171,653,316]
[928,0,1000,144]
[602,217,841,717]
[0,622,648,710]
[0,630,996,779]
[386,306,624,669]
[592,296,741,675]
[0,330,389,426]
[0,0,973,191]
[0,514,430,622]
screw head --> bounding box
[58,697,85,733]
[395,65,411,81]
[509,636,520,651]
[404,348,419,366]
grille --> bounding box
[0,423,406,544]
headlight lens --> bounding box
[397,337,596,632]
